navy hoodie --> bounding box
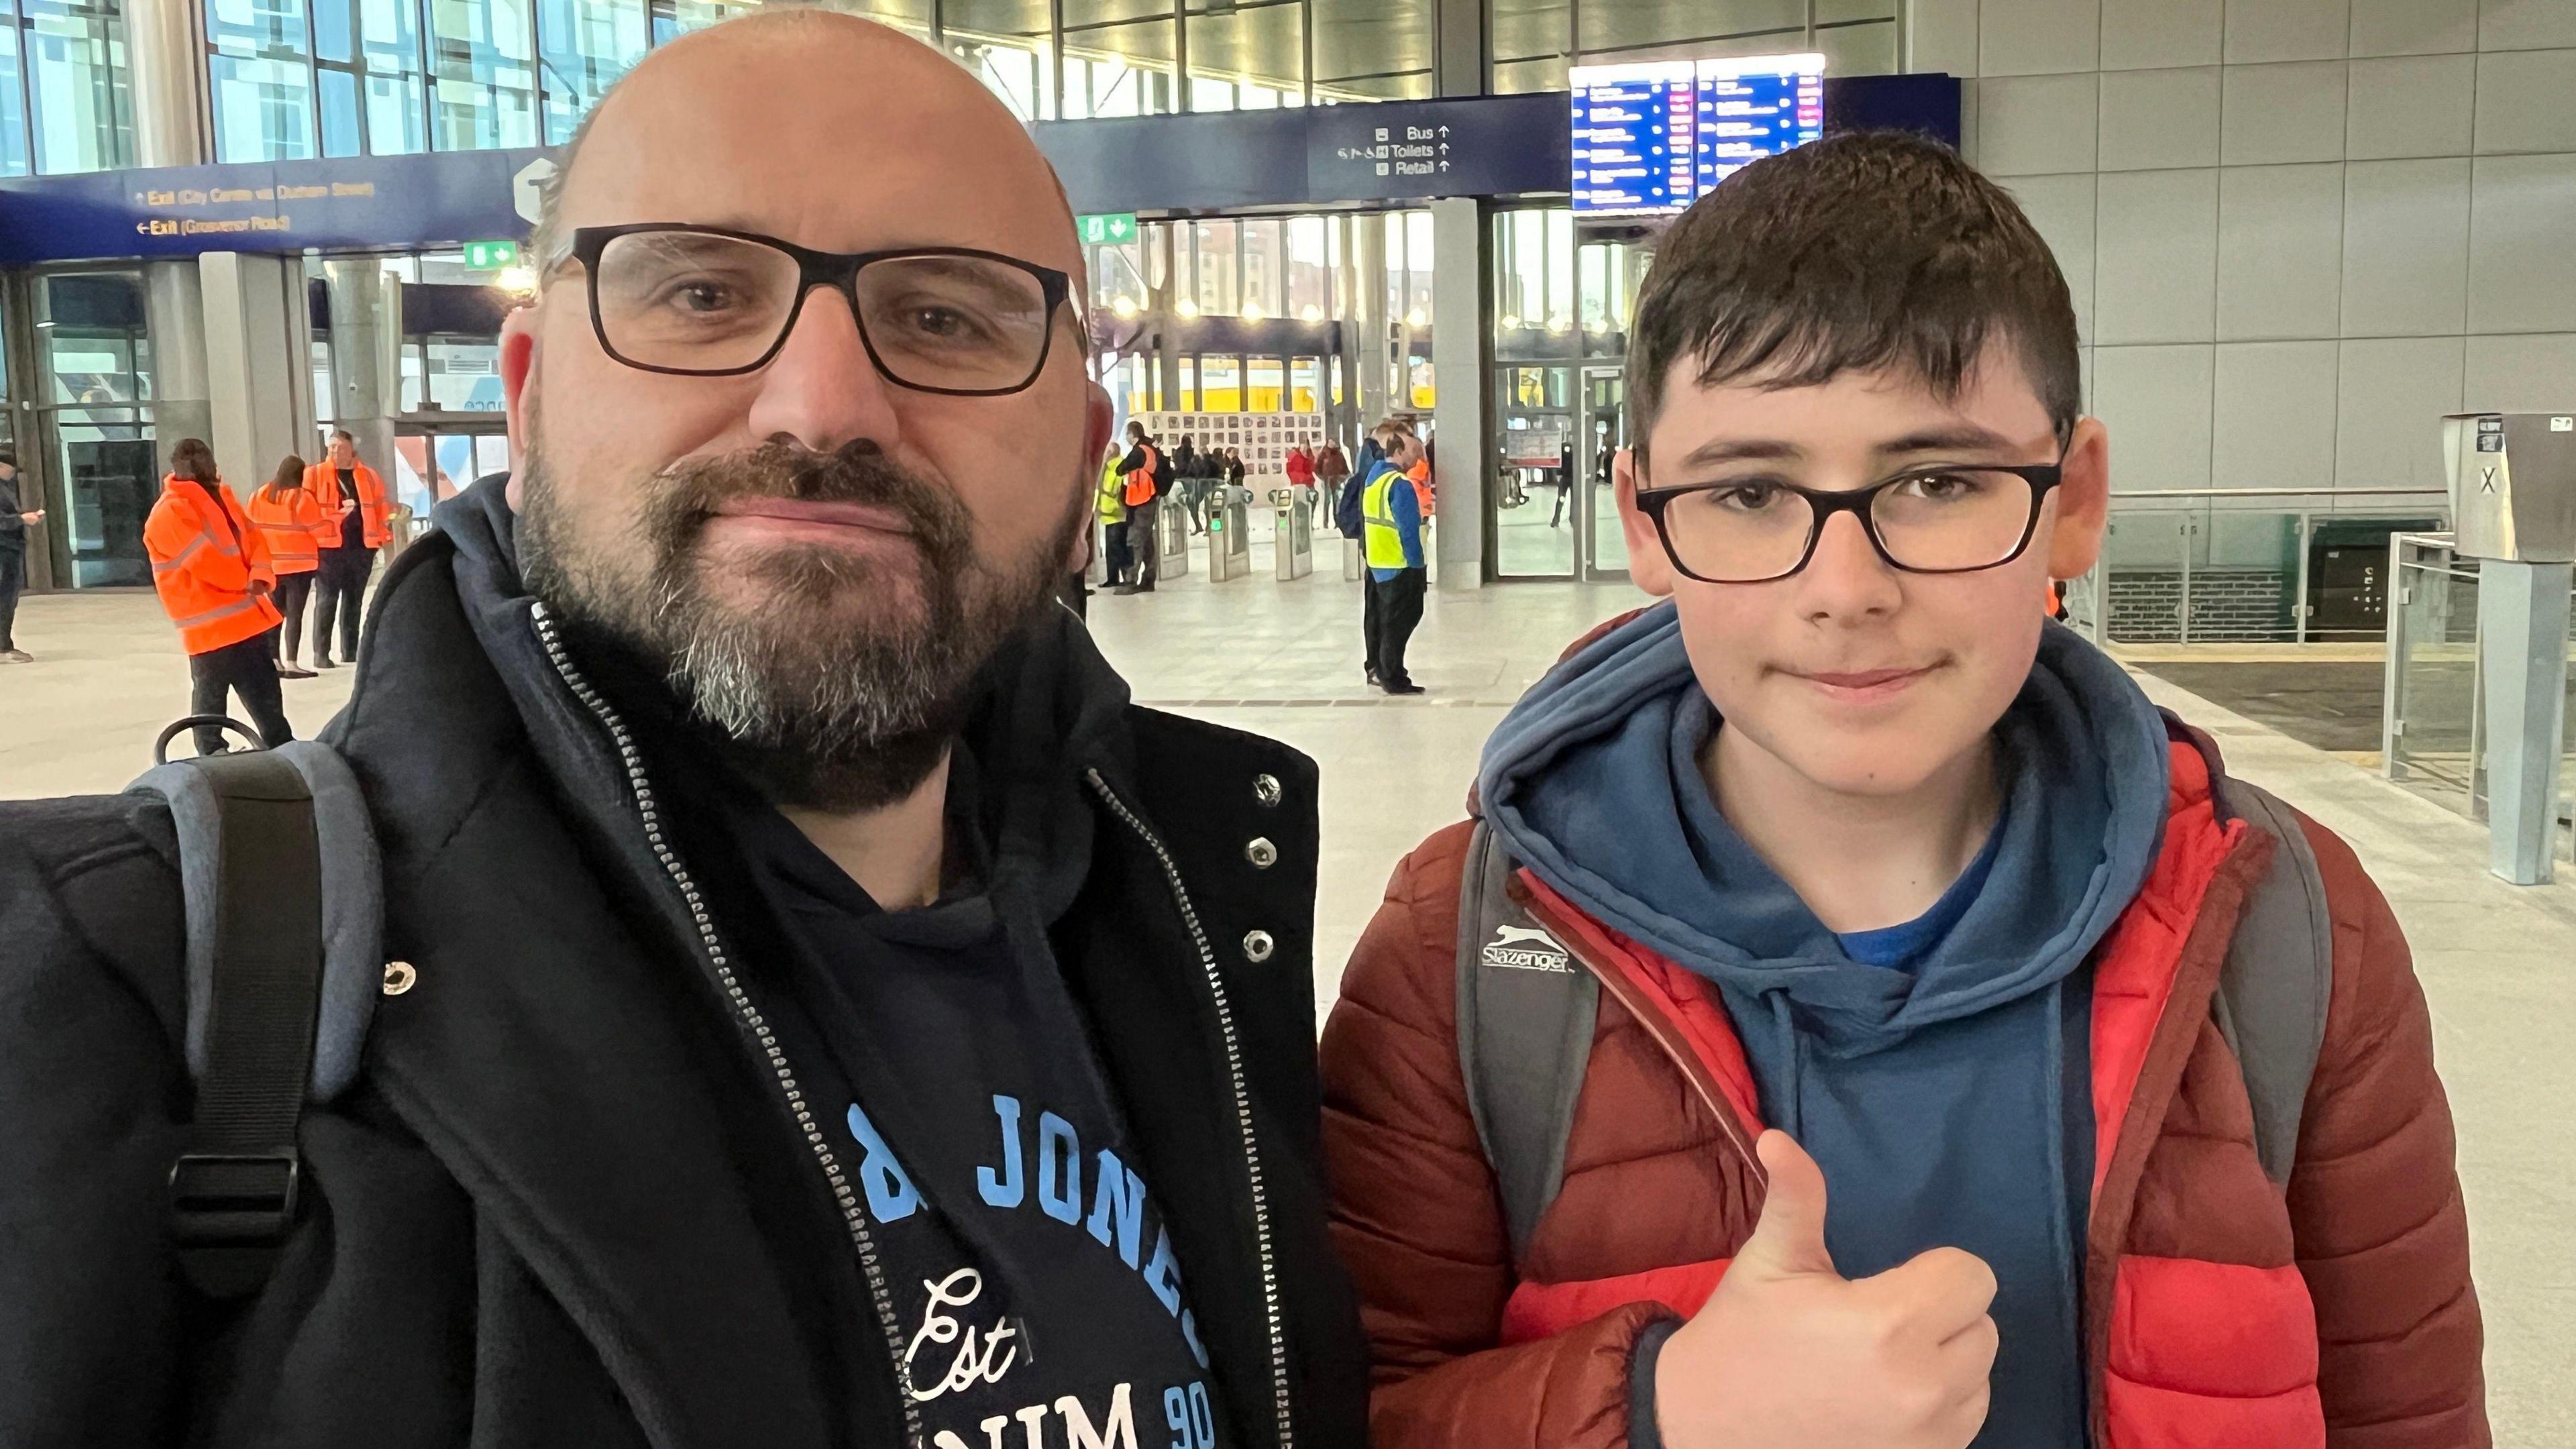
[1475,602,2171,1448]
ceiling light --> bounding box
[1403,306,1427,327]
[494,264,537,294]
[1111,294,1140,318]
[1299,303,1324,322]
[1175,298,1201,319]
[1242,302,1265,321]
[1499,313,1521,330]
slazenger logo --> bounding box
[1481,924,1572,973]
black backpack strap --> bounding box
[1456,821,1599,1260]
[2210,775,2335,1187]
[156,749,325,1297]
[128,737,383,1298]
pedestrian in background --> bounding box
[0,448,39,664]
[1172,433,1205,534]
[1287,442,1318,527]
[303,428,390,669]
[245,453,326,678]
[143,437,292,755]
[1360,425,1429,696]
[1113,420,1163,594]
[1097,438,1131,590]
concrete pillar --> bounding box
[1151,224,1181,411]
[201,252,315,494]
[2477,559,2573,884]
[143,260,215,483]
[126,0,211,168]
[322,258,402,482]
[1428,196,1489,590]
[1353,213,1390,428]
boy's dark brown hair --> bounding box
[1626,129,2081,470]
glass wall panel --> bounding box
[356,0,428,152]
[1285,216,1330,321]
[1188,217,1238,317]
[38,271,153,587]
[429,0,537,150]
[1056,3,1172,121]
[1490,0,1565,94]
[0,23,28,174]
[647,0,757,44]
[24,0,132,174]
[536,0,646,143]
[1184,0,1301,110]
[1309,0,1426,101]
[1240,218,1284,319]
[208,0,316,160]
[1246,355,1282,412]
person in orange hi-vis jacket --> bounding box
[244,453,327,678]
[144,437,292,756]
[301,427,392,669]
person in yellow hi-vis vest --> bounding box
[1097,442,1130,588]
[1362,425,1429,695]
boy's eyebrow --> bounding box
[1671,438,1806,468]
[1875,423,2020,455]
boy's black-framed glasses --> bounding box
[1632,458,2065,585]
[562,224,1072,396]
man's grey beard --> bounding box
[517,429,1082,811]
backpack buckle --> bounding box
[168,1152,301,1246]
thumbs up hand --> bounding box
[1651,1132,1998,1449]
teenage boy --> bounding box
[1320,131,2483,1449]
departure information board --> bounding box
[1570,53,1827,215]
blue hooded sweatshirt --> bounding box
[1475,602,2171,1448]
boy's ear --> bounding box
[1616,447,1678,599]
[2044,415,2110,583]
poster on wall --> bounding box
[1137,411,1329,479]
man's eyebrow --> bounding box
[1876,423,2019,455]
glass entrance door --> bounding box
[1493,363,1575,578]
[391,422,510,525]
[1579,366,1630,580]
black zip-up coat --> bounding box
[0,482,1367,1448]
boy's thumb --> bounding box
[1737,1130,1839,1280]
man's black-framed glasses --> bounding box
[1633,459,2065,584]
[565,224,1072,396]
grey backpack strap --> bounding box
[128,736,384,1298]
[1456,821,1599,1259]
[2209,775,2334,1187]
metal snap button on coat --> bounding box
[382,960,419,996]
[1242,930,1276,963]
[1253,773,1283,807]
[1245,837,1279,869]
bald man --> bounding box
[0,16,1366,1446]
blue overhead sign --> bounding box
[0,78,1951,265]
[0,147,554,266]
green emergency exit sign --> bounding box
[462,238,521,270]
[1077,212,1138,246]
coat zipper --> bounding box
[1082,768,1295,1449]
[529,602,924,1449]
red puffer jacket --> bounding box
[1320,733,2485,1449]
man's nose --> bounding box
[744,285,905,456]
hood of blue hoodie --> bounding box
[1477,601,2169,1055]
[1476,600,2171,1448]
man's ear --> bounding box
[2044,415,2110,583]
[500,304,540,510]
[1617,446,1678,599]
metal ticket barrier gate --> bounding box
[1210,486,1254,582]
[1273,488,1313,580]
[1157,496,1190,578]
[2444,410,2576,883]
